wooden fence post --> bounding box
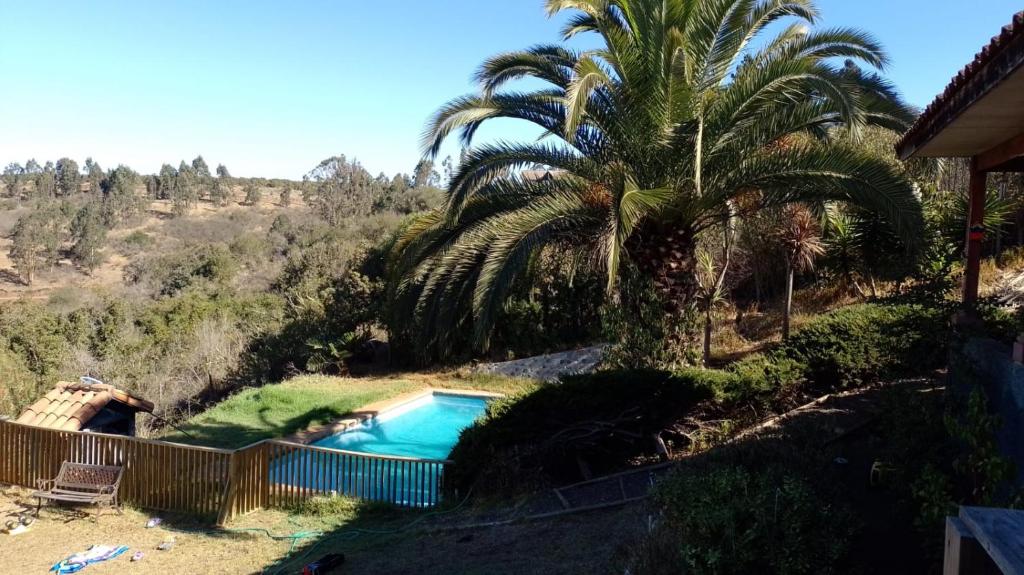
[216,450,240,526]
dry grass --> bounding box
[980,245,1024,296]
[1,480,647,575]
[0,486,297,574]
[708,282,864,360]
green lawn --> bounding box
[160,372,537,449]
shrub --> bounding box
[0,347,42,415]
[449,303,954,498]
[447,370,714,496]
[776,303,948,388]
[626,464,854,575]
[117,230,155,256]
[126,244,239,296]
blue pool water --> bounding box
[270,393,488,506]
[313,394,488,459]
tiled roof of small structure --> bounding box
[15,381,154,431]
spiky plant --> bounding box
[776,205,825,338]
[390,0,922,361]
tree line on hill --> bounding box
[0,154,454,286]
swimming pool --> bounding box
[269,392,490,506]
[313,393,488,459]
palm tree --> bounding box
[777,205,825,339]
[390,0,921,360]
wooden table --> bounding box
[946,507,1024,574]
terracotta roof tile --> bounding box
[897,11,1024,156]
[15,381,154,431]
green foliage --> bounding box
[9,204,65,285]
[0,346,39,415]
[452,303,952,497]
[54,157,80,196]
[100,165,147,226]
[125,244,239,296]
[157,164,177,200]
[172,161,200,215]
[391,0,922,360]
[243,180,263,206]
[946,386,1017,506]
[0,302,72,378]
[305,156,380,224]
[448,370,714,496]
[601,270,701,369]
[69,202,108,272]
[209,177,230,207]
[34,161,55,199]
[629,465,853,575]
[118,230,155,256]
[776,303,948,388]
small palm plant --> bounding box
[776,205,825,339]
[694,247,728,365]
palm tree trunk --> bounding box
[626,223,699,360]
[629,223,698,314]
[783,260,794,340]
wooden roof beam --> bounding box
[977,132,1024,172]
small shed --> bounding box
[897,11,1024,306]
[16,380,155,436]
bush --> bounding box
[626,464,853,575]
[448,370,713,496]
[126,244,239,296]
[776,303,949,388]
[449,303,955,498]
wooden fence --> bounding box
[0,419,451,525]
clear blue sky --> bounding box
[0,0,1020,179]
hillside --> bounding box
[0,156,446,426]
[0,193,311,302]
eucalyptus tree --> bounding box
[55,158,80,196]
[84,157,104,194]
[101,165,147,226]
[390,0,922,360]
[35,162,56,199]
[192,155,212,200]
[306,156,380,224]
[192,155,211,178]
[3,163,24,198]
[10,206,64,285]
[70,202,107,272]
[172,161,199,216]
[157,164,177,200]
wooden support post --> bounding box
[944,517,1000,575]
[963,158,987,307]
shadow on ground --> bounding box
[166,406,348,449]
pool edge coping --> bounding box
[283,387,502,446]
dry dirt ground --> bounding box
[0,485,301,574]
[0,485,648,575]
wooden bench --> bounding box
[30,462,124,521]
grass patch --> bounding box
[161,372,539,449]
